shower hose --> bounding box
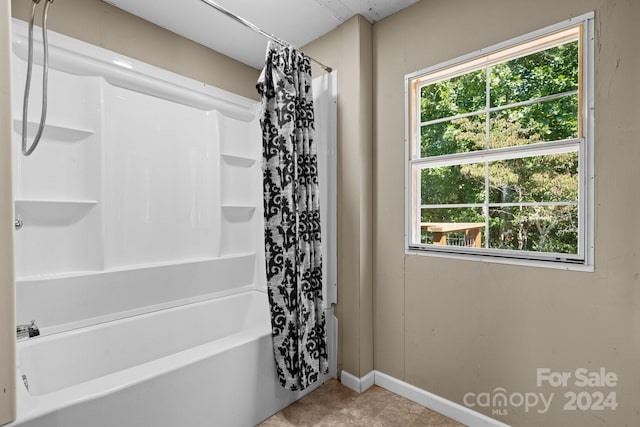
[21,0,54,156]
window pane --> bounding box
[420,69,486,122]
[489,94,578,147]
[407,21,590,264]
[488,152,579,204]
[421,165,485,205]
[490,40,579,108]
[488,205,578,254]
[421,114,486,157]
[420,208,485,246]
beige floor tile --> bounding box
[373,396,427,426]
[257,379,466,427]
[409,408,466,427]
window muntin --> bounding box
[406,17,593,266]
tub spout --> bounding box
[17,320,40,341]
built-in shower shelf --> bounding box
[221,205,255,222]
[15,199,97,226]
[13,119,95,142]
[221,153,256,167]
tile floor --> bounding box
[258,379,466,426]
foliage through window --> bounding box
[405,15,594,266]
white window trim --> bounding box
[404,12,595,271]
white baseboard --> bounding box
[339,370,510,427]
[361,370,375,392]
[340,370,374,393]
[339,370,360,393]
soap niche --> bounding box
[218,112,260,160]
[14,205,102,278]
[220,205,256,256]
[220,154,257,206]
[13,127,99,200]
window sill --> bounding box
[405,247,594,272]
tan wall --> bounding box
[0,2,16,425]
[374,0,640,425]
[10,0,260,99]
[303,16,374,378]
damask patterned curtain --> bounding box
[257,43,328,390]
[256,42,328,391]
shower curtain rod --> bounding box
[199,0,332,73]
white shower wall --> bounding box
[102,84,221,267]
[13,68,102,276]
[11,19,263,333]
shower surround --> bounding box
[10,19,336,426]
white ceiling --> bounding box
[103,0,418,69]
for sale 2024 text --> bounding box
[537,368,618,411]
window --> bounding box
[405,13,594,268]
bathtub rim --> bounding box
[17,253,263,336]
[15,252,257,283]
[14,288,272,424]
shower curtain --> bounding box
[257,41,328,391]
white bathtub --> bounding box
[13,290,331,427]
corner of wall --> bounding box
[0,2,16,425]
[302,14,375,379]
[356,14,374,378]
[370,8,407,382]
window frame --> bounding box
[404,12,595,270]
